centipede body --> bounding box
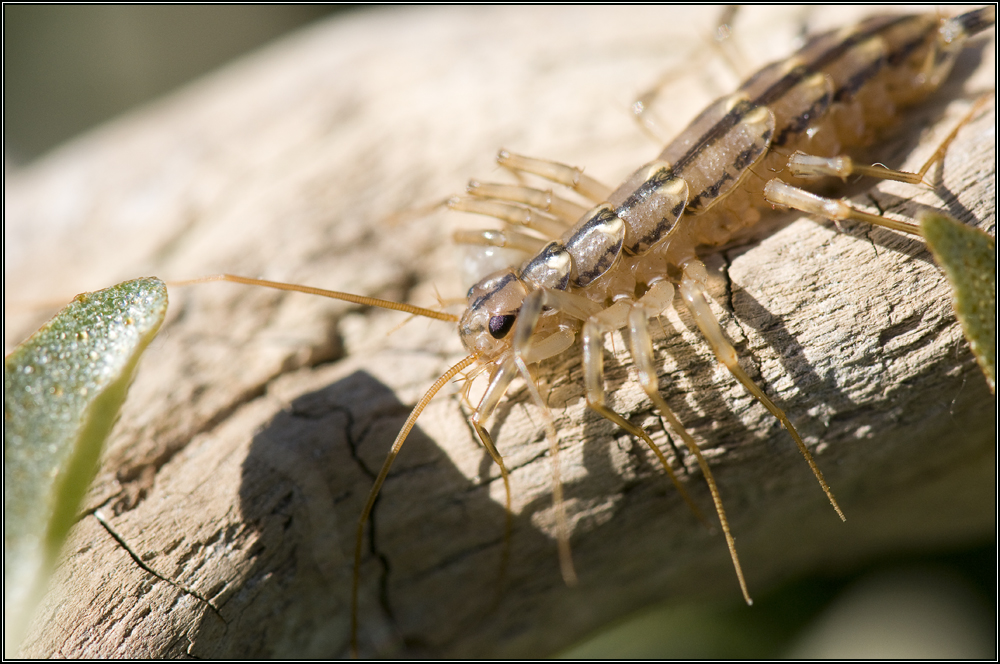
[5,6,994,658]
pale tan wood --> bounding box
[5,6,994,658]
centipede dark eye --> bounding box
[488,313,516,339]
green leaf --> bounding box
[921,212,996,393]
[4,277,168,655]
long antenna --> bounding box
[172,274,459,322]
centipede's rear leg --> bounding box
[761,5,995,235]
[765,96,994,239]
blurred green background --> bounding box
[3,5,349,164]
[561,545,995,658]
[4,5,995,657]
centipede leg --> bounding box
[627,289,752,605]
[580,303,709,527]
[468,357,519,604]
[632,6,756,143]
[767,95,994,236]
[448,179,592,269]
[447,195,567,239]
[510,289,585,585]
[785,96,992,186]
[465,180,589,225]
[679,261,846,522]
[496,150,613,204]
[764,179,924,236]
[451,228,549,255]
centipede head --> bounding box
[459,267,528,358]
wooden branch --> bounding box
[6,6,994,658]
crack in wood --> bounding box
[93,510,226,624]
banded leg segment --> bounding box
[449,178,591,250]
[765,95,993,237]
[627,297,752,605]
[679,261,846,522]
[764,180,923,236]
[582,312,708,526]
[448,195,568,240]
[466,180,589,225]
[497,150,613,204]
[469,328,578,591]
[452,228,550,255]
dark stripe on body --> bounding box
[610,14,937,256]
[773,91,832,146]
[469,270,518,310]
[623,167,675,208]
[669,14,920,177]
[566,208,624,286]
[623,198,687,255]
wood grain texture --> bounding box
[5,6,994,658]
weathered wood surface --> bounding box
[5,6,995,658]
